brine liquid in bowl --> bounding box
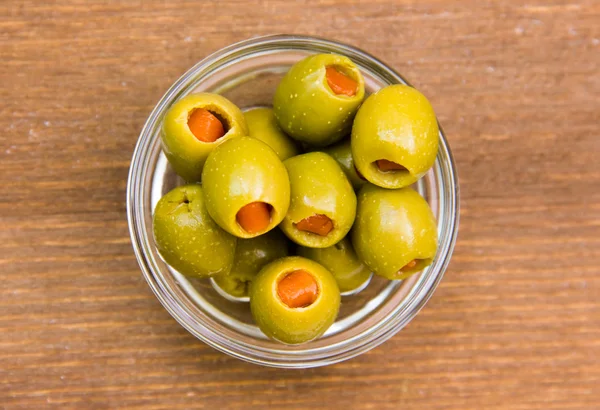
[129,35,458,368]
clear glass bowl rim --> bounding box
[126,34,460,368]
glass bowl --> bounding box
[127,34,459,368]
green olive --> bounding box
[161,93,248,182]
[244,107,299,161]
[324,139,366,190]
[273,54,365,147]
[202,137,290,238]
[297,237,372,294]
[249,256,340,344]
[351,185,438,280]
[152,185,236,278]
[351,84,439,188]
[213,230,289,298]
[281,152,356,248]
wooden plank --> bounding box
[1,0,599,408]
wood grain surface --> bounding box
[1,0,599,408]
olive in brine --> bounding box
[244,107,299,161]
[324,139,366,190]
[153,185,236,278]
[351,185,438,280]
[213,230,289,298]
[249,256,340,344]
[351,85,439,188]
[273,54,365,147]
[202,137,290,238]
[161,93,248,182]
[297,237,372,294]
[281,152,356,248]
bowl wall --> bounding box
[127,35,459,368]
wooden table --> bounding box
[2,1,599,408]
